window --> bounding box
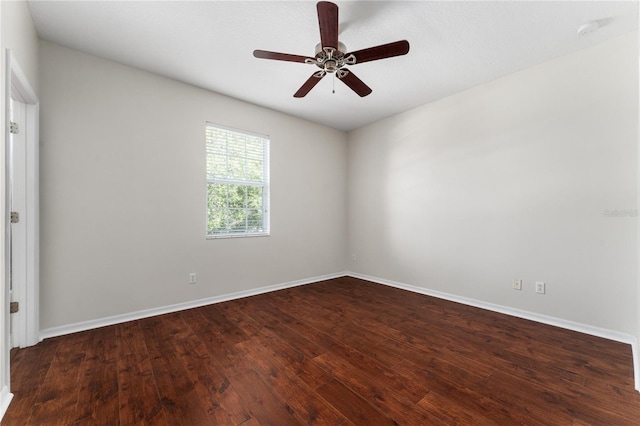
[206,123,270,238]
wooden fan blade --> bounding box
[338,70,372,97]
[317,1,338,50]
[253,50,310,63]
[347,40,410,64]
[294,72,325,98]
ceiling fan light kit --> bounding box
[253,1,410,98]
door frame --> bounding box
[5,49,39,347]
[1,49,39,412]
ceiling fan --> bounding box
[253,1,410,98]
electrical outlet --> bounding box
[513,279,522,290]
[189,273,197,284]
[351,254,357,262]
[535,281,545,294]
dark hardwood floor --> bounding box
[4,276,640,425]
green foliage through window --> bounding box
[206,124,269,236]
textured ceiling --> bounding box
[28,1,638,131]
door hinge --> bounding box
[9,301,18,314]
[10,212,19,224]
[9,121,19,134]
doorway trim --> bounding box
[6,50,39,349]
[1,49,40,418]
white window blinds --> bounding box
[206,123,270,237]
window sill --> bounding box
[206,232,270,240]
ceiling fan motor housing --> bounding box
[311,42,355,73]
[315,41,346,58]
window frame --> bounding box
[205,122,270,239]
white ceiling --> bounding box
[28,1,638,131]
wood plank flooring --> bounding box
[4,276,640,425]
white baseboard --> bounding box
[0,385,14,422]
[40,271,348,340]
[633,340,640,391]
[347,271,640,391]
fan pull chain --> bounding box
[332,73,335,94]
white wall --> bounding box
[2,0,39,95]
[38,41,347,330]
[348,32,638,335]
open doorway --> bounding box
[2,50,40,408]
[6,49,39,349]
